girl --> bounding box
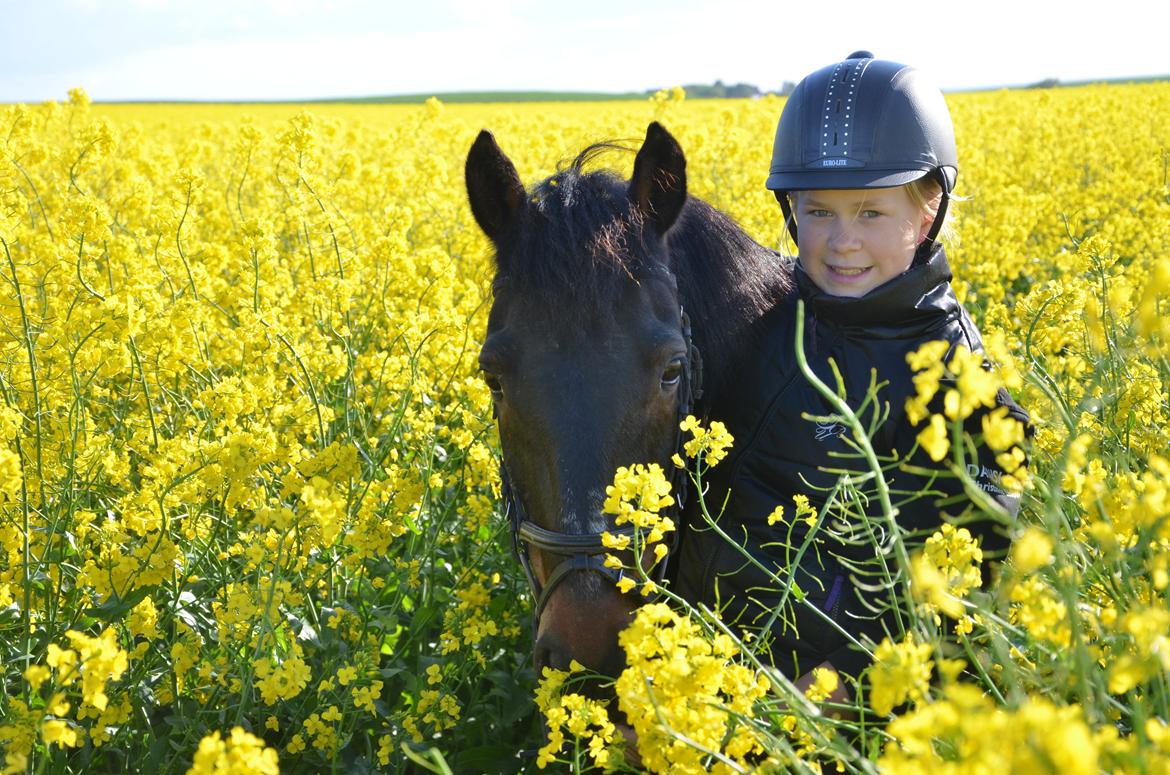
[674,51,1031,703]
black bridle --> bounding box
[497,305,703,626]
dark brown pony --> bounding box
[465,123,792,687]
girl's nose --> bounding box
[828,221,862,252]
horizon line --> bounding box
[5,73,1167,106]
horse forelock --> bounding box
[494,159,662,314]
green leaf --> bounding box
[83,585,153,621]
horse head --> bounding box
[466,123,697,686]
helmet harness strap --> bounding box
[778,190,799,247]
[914,171,952,263]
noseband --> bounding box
[497,305,703,627]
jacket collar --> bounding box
[795,244,960,334]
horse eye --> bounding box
[483,371,503,397]
[661,358,684,388]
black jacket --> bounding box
[673,245,1030,680]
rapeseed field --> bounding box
[2,83,1169,772]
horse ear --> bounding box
[466,130,525,243]
[629,121,687,235]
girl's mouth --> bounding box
[827,264,872,280]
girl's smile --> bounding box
[825,264,873,279]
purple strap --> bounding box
[823,574,844,614]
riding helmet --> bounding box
[766,51,958,250]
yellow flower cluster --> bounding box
[254,649,312,706]
[186,728,279,775]
[533,664,621,770]
[603,462,676,529]
[601,462,676,593]
[766,492,819,527]
[615,603,768,773]
[1009,525,1054,574]
[401,689,462,744]
[4,627,130,762]
[677,414,735,467]
[910,524,983,619]
[438,569,505,659]
[867,634,939,716]
[1107,605,1170,694]
[57,629,129,714]
[1008,574,1072,649]
[879,685,1102,775]
[905,341,1018,465]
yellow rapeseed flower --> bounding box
[679,415,735,466]
[186,728,279,775]
[868,635,934,716]
[917,414,950,462]
[1010,526,1054,574]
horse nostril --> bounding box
[534,636,571,675]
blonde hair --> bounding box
[905,176,959,246]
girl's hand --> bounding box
[614,723,642,769]
[793,661,857,720]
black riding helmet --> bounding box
[766,51,958,258]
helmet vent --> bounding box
[822,60,865,158]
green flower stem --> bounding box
[793,300,911,636]
[3,236,43,691]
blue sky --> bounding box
[2,0,1165,102]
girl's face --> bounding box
[794,186,936,298]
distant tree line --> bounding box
[646,79,797,98]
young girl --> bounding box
[674,52,1030,702]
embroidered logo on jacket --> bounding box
[966,463,1012,498]
[815,421,846,441]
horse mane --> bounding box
[493,143,793,402]
[668,198,794,401]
